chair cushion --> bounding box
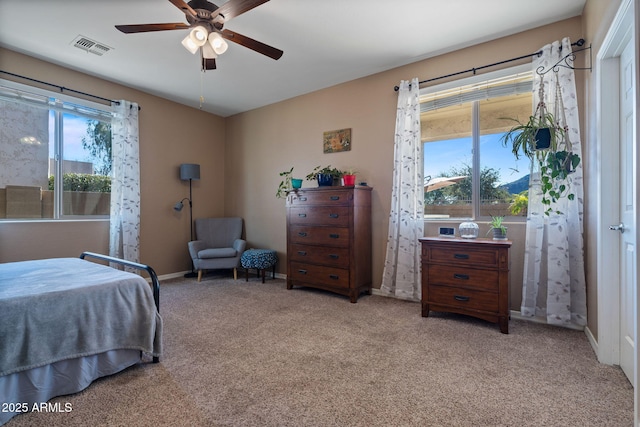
[198,248,237,259]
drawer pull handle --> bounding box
[329,233,340,239]
[330,196,340,201]
[454,295,470,302]
[453,273,469,280]
[329,254,339,259]
[329,213,339,218]
[297,251,307,256]
[298,213,307,217]
[329,274,339,280]
[454,253,469,260]
[298,232,308,237]
[298,269,307,275]
[299,197,307,201]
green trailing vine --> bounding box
[501,78,582,216]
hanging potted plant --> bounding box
[276,167,303,199]
[538,80,582,215]
[500,111,561,159]
[501,78,581,216]
[500,78,566,160]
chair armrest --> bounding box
[188,240,207,259]
[233,239,247,254]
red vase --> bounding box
[343,174,356,186]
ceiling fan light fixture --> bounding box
[181,34,200,54]
[208,32,228,55]
[189,26,209,47]
[202,43,218,59]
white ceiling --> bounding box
[0,0,586,117]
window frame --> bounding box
[420,64,532,222]
[0,79,114,221]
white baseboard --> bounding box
[584,326,599,358]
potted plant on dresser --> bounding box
[276,167,303,199]
[342,168,357,186]
[488,215,508,240]
[305,165,342,187]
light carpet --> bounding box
[6,275,633,426]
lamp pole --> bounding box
[188,178,194,242]
[179,163,200,279]
[184,181,197,278]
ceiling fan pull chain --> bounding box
[199,68,205,109]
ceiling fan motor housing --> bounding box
[186,0,224,30]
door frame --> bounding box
[596,0,638,423]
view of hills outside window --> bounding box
[421,73,533,219]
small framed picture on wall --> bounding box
[323,128,351,153]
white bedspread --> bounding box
[0,258,162,376]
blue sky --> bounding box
[424,132,529,187]
[48,112,96,162]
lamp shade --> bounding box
[189,26,208,47]
[180,163,200,180]
[181,34,199,54]
[208,32,228,55]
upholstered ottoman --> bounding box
[241,249,278,283]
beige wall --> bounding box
[0,48,226,275]
[224,17,582,312]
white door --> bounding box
[616,39,636,386]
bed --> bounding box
[0,252,162,426]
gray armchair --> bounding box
[188,217,246,281]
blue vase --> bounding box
[317,174,333,186]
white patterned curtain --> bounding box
[380,78,424,301]
[109,100,140,264]
[521,38,587,327]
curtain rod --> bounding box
[394,38,588,91]
[0,69,141,110]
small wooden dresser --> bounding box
[419,237,512,333]
[286,186,372,303]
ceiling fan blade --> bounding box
[202,57,217,70]
[220,29,283,60]
[167,0,198,18]
[115,23,190,34]
[211,0,270,22]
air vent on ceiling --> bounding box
[71,35,113,56]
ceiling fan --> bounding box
[115,0,283,70]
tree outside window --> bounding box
[421,74,533,220]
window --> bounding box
[421,67,533,220]
[0,80,113,220]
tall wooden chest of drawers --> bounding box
[419,237,512,333]
[286,186,372,303]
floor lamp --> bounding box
[174,163,200,278]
